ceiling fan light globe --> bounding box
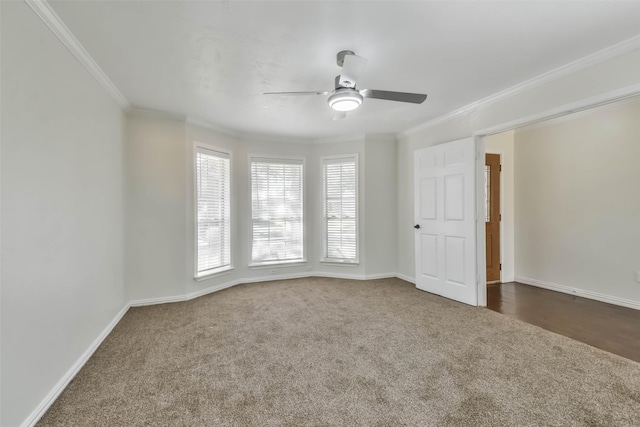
[328,89,363,112]
[331,99,360,112]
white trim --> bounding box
[515,276,640,311]
[129,108,186,121]
[320,260,360,266]
[25,0,130,110]
[398,35,640,139]
[131,272,401,307]
[364,134,397,143]
[28,270,628,427]
[186,117,240,138]
[21,304,130,427]
[188,117,313,144]
[239,133,313,145]
[313,134,365,145]
[249,260,308,269]
[476,83,640,137]
[475,137,487,307]
[194,267,234,282]
[130,279,242,307]
[18,272,411,426]
[395,273,416,284]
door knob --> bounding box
[414,224,420,229]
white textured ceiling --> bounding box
[50,0,640,139]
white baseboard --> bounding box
[395,272,416,284]
[365,272,398,280]
[22,272,407,426]
[130,279,243,307]
[129,271,400,307]
[515,276,640,311]
[21,304,130,427]
[129,272,315,307]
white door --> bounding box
[414,137,478,306]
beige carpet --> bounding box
[39,277,640,426]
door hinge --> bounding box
[499,164,502,172]
[500,263,502,271]
[499,214,502,221]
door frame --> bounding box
[475,138,487,306]
[472,87,640,307]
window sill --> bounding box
[194,267,234,282]
[321,259,360,267]
[249,260,308,269]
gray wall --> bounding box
[125,116,399,302]
[514,99,640,304]
[5,1,640,424]
[396,48,640,280]
[1,2,126,425]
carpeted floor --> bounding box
[39,277,640,426]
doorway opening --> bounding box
[480,95,640,362]
[484,153,501,284]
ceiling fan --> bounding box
[264,50,427,119]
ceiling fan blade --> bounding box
[360,89,427,104]
[263,91,329,96]
[332,111,347,120]
[338,54,367,88]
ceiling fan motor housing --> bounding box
[336,50,356,67]
[328,88,363,112]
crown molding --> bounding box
[186,117,240,138]
[189,117,314,144]
[364,133,397,143]
[512,91,640,134]
[397,34,640,139]
[25,0,131,110]
[129,107,186,121]
[312,134,365,145]
[238,131,313,145]
[129,111,241,138]
[475,82,640,137]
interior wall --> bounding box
[125,114,187,301]
[126,119,397,302]
[514,98,640,305]
[396,47,640,281]
[364,135,398,276]
[484,131,515,282]
[1,2,126,426]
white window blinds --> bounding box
[195,147,231,277]
[251,158,304,264]
[323,156,358,262]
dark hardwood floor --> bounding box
[487,282,640,363]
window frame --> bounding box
[321,154,359,265]
[248,154,307,268]
[193,142,233,280]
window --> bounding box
[322,156,358,263]
[195,146,231,277]
[251,157,304,265]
